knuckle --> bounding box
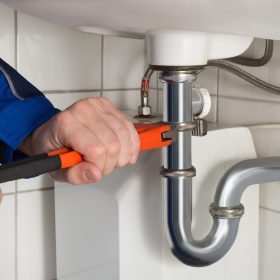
[99,97,111,105]
[72,99,90,112]
[54,111,71,126]
[117,159,129,168]
[118,127,129,139]
[107,139,121,156]
[89,144,106,159]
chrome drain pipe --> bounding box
[159,69,280,267]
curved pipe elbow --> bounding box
[215,157,280,207]
[165,180,241,267]
[167,214,240,267]
[165,157,280,267]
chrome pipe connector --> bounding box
[209,203,244,219]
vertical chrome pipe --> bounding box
[160,71,196,263]
[160,70,241,267]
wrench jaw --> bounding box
[161,130,177,143]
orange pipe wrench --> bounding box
[0,123,174,183]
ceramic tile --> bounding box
[0,195,15,280]
[103,36,145,89]
[0,181,15,194]
[17,190,56,280]
[45,91,101,111]
[17,175,53,192]
[195,67,218,96]
[0,3,15,66]
[148,70,159,90]
[206,95,217,123]
[17,13,102,91]
[218,96,280,125]
[157,89,163,114]
[259,208,280,280]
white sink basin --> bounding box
[2,0,280,40]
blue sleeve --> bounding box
[0,58,60,163]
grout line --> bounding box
[260,206,280,215]
[3,187,55,197]
[216,66,220,124]
[43,88,141,94]
[14,10,18,70]
[156,71,160,113]
[101,88,141,92]
[100,35,104,97]
[218,93,280,105]
[2,192,16,196]
[14,11,19,280]
[44,89,101,94]
[17,186,54,194]
[15,180,18,280]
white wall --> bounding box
[0,2,279,279]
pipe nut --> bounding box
[138,105,152,116]
[209,203,244,219]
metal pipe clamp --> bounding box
[209,203,244,219]
[160,166,196,178]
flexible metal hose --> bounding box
[207,59,280,95]
[226,40,273,67]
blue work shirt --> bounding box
[0,58,60,163]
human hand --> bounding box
[19,97,140,185]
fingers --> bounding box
[51,162,102,185]
[67,97,139,173]
[97,98,140,163]
[53,97,140,178]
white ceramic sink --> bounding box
[1,0,280,40]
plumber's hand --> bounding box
[19,97,140,185]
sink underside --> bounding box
[1,0,280,40]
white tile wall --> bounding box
[0,195,15,280]
[259,208,280,280]
[103,36,145,89]
[0,3,15,66]
[17,13,102,91]
[17,190,56,280]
